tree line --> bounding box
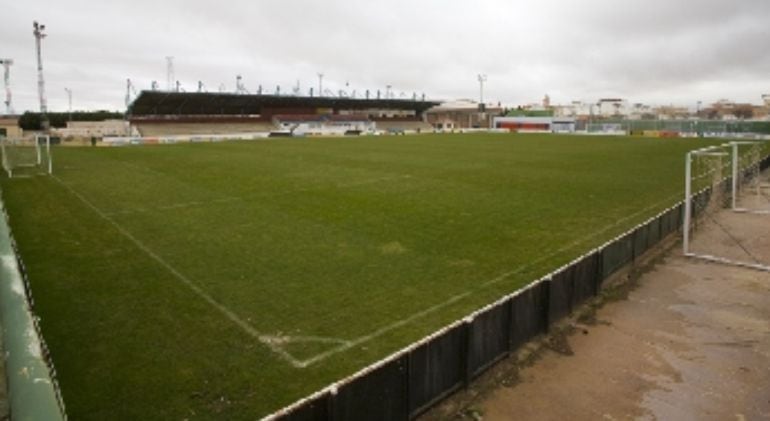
[18,111,125,130]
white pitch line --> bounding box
[298,191,685,366]
[298,291,471,367]
[52,175,312,368]
[482,191,683,288]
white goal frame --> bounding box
[0,134,52,177]
[683,140,770,272]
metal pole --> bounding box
[732,142,738,210]
[65,88,72,122]
[683,152,692,254]
[33,21,48,130]
[47,135,52,174]
[35,135,42,165]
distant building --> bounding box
[553,101,593,118]
[425,100,503,130]
[702,99,757,121]
[0,115,22,138]
[55,120,135,138]
[628,103,655,120]
[597,98,628,117]
[654,105,690,120]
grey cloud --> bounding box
[3,0,769,112]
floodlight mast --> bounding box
[33,21,48,129]
[0,58,13,114]
[64,87,72,122]
[125,78,137,107]
[235,75,249,94]
[477,74,487,105]
[317,73,324,97]
[166,56,175,91]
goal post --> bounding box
[1,134,52,178]
[683,140,770,272]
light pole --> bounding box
[33,21,48,130]
[166,56,175,91]
[477,74,487,105]
[317,73,324,97]
[64,88,72,122]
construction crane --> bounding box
[0,58,13,114]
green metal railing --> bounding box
[0,200,66,420]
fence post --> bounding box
[504,297,513,354]
[460,317,473,387]
[542,279,552,333]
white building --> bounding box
[597,98,629,117]
[55,120,135,138]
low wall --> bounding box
[264,201,688,421]
[0,199,66,420]
[102,132,271,146]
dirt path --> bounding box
[422,207,770,421]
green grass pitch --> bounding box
[0,133,714,419]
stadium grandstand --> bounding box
[127,92,438,137]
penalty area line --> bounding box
[51,175,312,368]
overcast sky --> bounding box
[3,0,769,113]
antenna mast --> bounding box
[0,59,13,114]
[33,21,48,129]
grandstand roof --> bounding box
[128,91,440,117]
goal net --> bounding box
[1,135,52,178]
[684,140,770,271]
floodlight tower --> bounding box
[165,56,175,91]
[33,21,49,129]
[64,87,72,122]
[0,59,13,114]
[477,74,488,105]
[235,75,249,94]
[125,78,137,107]
[317,73,324,97]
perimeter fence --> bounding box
[266,199,692,421]
[0,198,67,420]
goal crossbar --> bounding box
[1,134,52,177]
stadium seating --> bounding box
[135,122,276,137]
